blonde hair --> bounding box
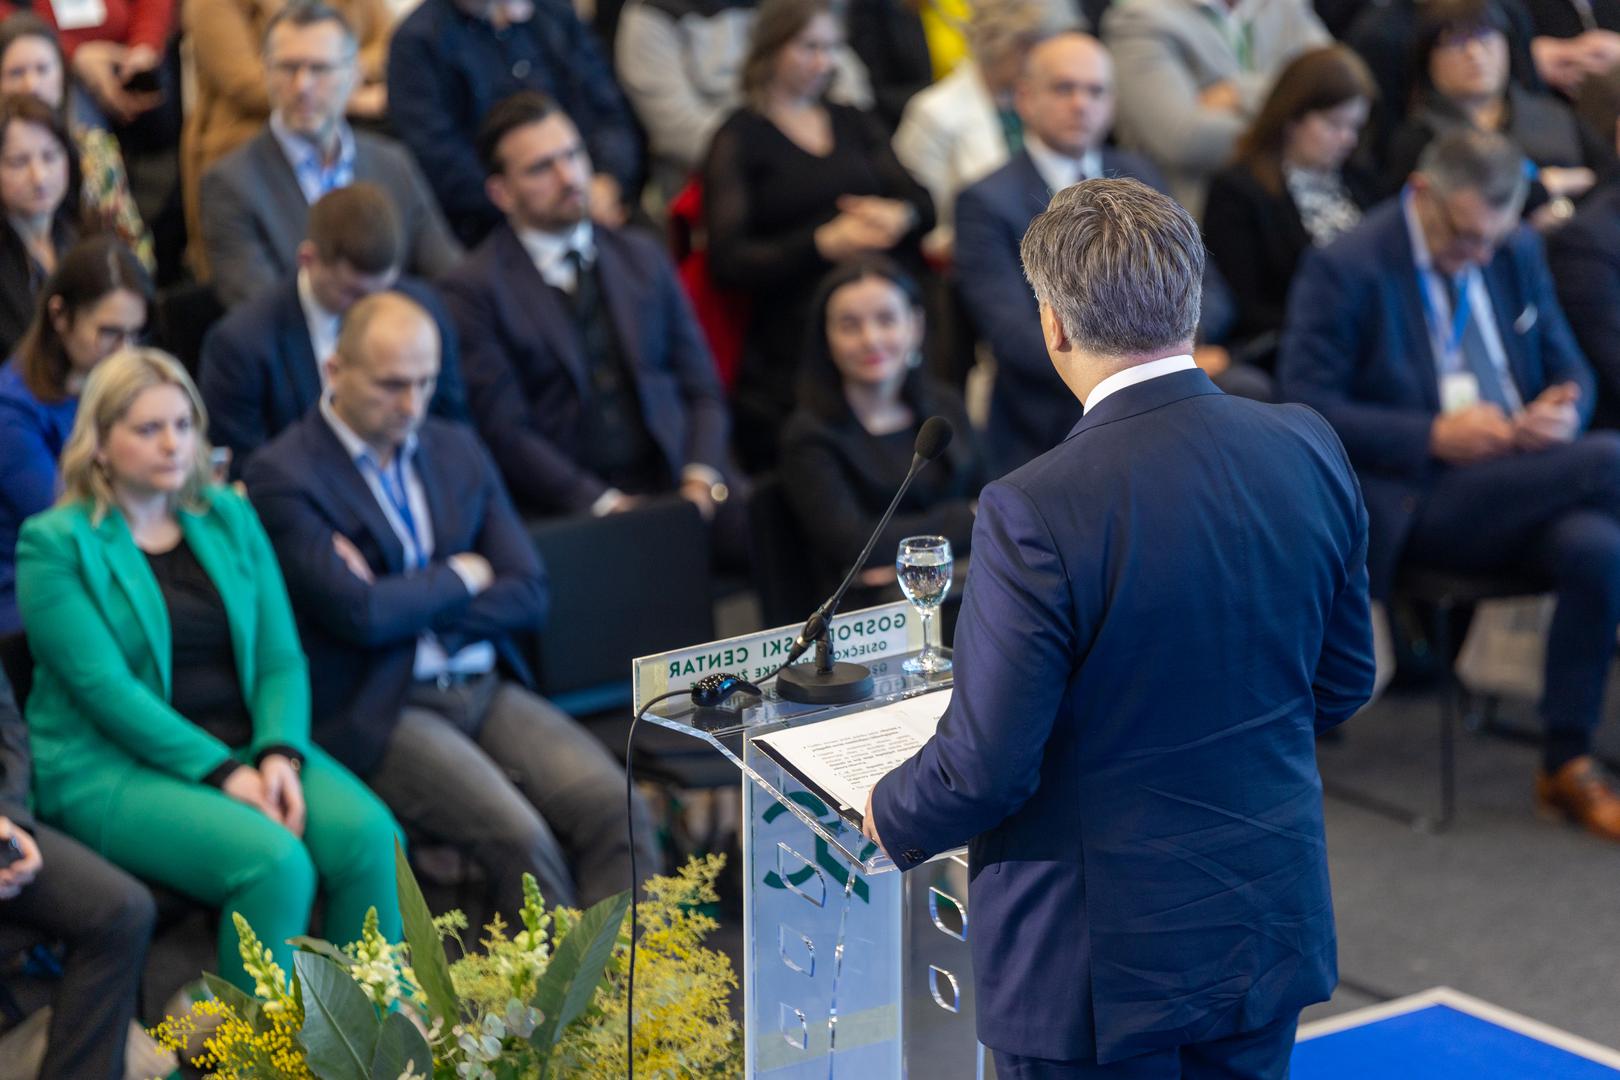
[57,347,213,521]
[967,0,1049,71]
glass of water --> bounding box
[897,535,953,674]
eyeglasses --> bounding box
[268,56,354,81]
[93,324,143,348]
[1429,191,1504,254]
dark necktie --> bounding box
[1441,272,1516,414]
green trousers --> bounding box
[55,745,402,992]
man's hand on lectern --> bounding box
[862,791,887,856]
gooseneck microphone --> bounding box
[776,416,955,705]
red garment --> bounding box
[667,177,749,393]
[1,0,175,56]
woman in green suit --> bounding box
[15,347,402,991]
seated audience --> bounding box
[1279,130,1620,838]
[781,256,986,597]
[0,236,150,632]
[0,665,155,1080]
[614,0,872,200]
[387,0,639,246]
[244,292,658,913]
[1204,44,1378,365]
[0,0,170,127]
[15,347,402,990]
[955,32,1248,473]
[1101,0,1328,215]
[200,1,460,307]
[182,0,391,274]
[0,14,152,269]
[441,94,741,549]
[892,0,1048,259]
[1547,185,1620,428]
[703,0,933,471]
[0,94,80,358]
[1384,0,1615,219]
[200,182,466,472]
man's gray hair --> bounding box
[1020,178,1204,358]
[1416,129,1529,211]
[263,0,358,54]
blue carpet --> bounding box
[1293,1004,1620,1079]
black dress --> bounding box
[702,103,934,470]
[145,537,254,750]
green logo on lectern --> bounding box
[760,792,877,903]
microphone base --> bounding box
[776,661,876,705]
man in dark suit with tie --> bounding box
[243,291,657,915]
[954,31,1249,474]
[200,2,463,307]
[1281,129,1620,838]
[199,183,468,474]
[864,177,1375,1078]
[440,92,741,548]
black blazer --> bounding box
[1202,162,1377,356]
[198,275,469,474]
[0,217,74,361]
[845,0,932,132]
[0,666,31,830]
[243,411,547,774]
[1547,184,1620,429]
[779,378,986,594]
[439,222,731,515]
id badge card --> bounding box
[1440,371,1481,414]
[50,0,107,31]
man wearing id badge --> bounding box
[1282,128,1620,841]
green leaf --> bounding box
[368,1011,433,1080]
[295,952,381,1080]
[394,839,459,1028]
[528,889,632,1066]
[200,972,262,1027]
[289,935,353,966]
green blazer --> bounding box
[15,486,311,830]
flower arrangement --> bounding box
[153,846,741,1079]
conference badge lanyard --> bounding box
[1418,267,1483,415]
[374,453,429,574]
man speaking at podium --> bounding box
[862,178,1376,1079]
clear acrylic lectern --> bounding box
[633,601,993,1079]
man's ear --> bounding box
[486,174,511,216]
[1039,301,1071,356]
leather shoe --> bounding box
[1535,756,1620,841]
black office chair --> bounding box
[746,475,821,629]
[1324,569,1545,832]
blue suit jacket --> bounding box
[872,369,1375,1063]
[954,149,1234,472]
[387,0,639,245]
[439,222,730,514]
[198,277,468,476]
[242,411,546,775]
[1278,198,1595,597]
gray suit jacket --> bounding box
[199,127,464,307]
[1102,0,1327,214]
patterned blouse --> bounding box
[1284,165,1363,249]
[76,125,155,271]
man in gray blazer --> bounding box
[200,1,462,308]
[1102,0,1327,215]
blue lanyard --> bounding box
[369,453,427,571]
[1417,267,1474,366]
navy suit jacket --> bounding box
[439,222,730,514]
[243,411,546,775]
[1278,198,1595,597]
[954,148,1232,472]
[872,369,1375,1063]
[387,0,640,246]
[1546,185,1620,430]
[198,276,469,475]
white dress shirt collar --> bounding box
[517,220,596,292]
[1025,134,1102,194]
[1084,354,1199,413]
[296,268,342,389]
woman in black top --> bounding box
[1203,45,1379,367]
[781,256,985,602]
[0,93,79,359]
[703,0,934,471]
[1384,0,1615,220]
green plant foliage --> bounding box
[528,890,632,1073]
[368,1012,433,1080]
[393,840,459,1027]
[295,952,381,1080]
